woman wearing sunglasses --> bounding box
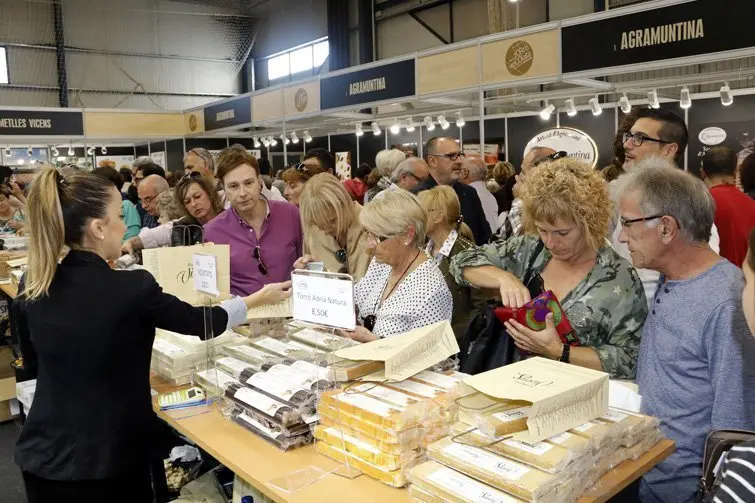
[451,157,647,379]
[294,173,371,281]
[121,172,223,255]
[340,189,452,342]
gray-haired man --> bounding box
[617,166,755,503]
[390,157,429,192]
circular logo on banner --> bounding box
[699,127,727,146]
[294,88,309,112]
[524,127,599,169]
[188,114,198,132]
[506,40,534,76]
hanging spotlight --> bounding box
[86,146,94,156]
[564,99,578,117]
[270,136,278,147]
[291,132,300,144]
[27,146,33,156]
[355,123,364,137]
[679,86,692,109]
[437,115,450,130]
[261,137,270,147]
[423,116,435,131]
[68,145,75,156]
[51,146,59,157]
[253,136,261,148]
[648,89,660,109]
[720,83,733,106]
[588,97,602,116]
[279,134,290,145]
[539,103,555,120]
[455,111,466,127]
[101,145,107,155]
[303,130,312,143]
[3,147,10,157]
[618,94,631,114]
[405,119,415,132]
[371,122,381,135]
[390,120,401,135]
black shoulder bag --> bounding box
[696,429,755,502]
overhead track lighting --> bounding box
[3,147,10,157]
[87,146,94,156]
[253,136,261,148]
[720,83,733,106]
[565,99,577,117]
[355,123,364,137]
[290,132,299,144]
[371,122,381,135]
[588,97,602,116]
[68,145,75,156]
[423,116,435,131]
[539,103,555,120]
[437,114,450,130]
[270,137,278,147]
[648,89,660,109]
[618,94,632,114]
[680,86,692,109]
[405,119,415,132]
[51,146,59,157]
[303,131,312,143]
[455,111,465,127]
[27,146,33,156]
[279,134,290,145]
[101,145,107,155]
[390,120,401,135]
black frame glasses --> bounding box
[253,245,268,275]
[620,215,664,227]
[429,152,465,162]
[365,231,391,244]
[534,150,569,167]
[622,132,671,147]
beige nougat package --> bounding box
[408,460,526,503]
[314,440,418,487]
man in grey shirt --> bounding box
[617,166,755,502]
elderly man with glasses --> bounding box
[390,157,430,192]
[412,136,491,245]
[617,165,755,503]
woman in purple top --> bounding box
[204,146,303,296]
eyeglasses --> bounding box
[294,163,310,174]
[620,215,663,227]
[408,172,425,182]
[429,152,465,162]
[622,132,671,147]
[253,246,268,275]
[364,231,391,245]
[181,171,203,181]
[534,150,569,167]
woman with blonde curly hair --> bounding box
[451,157,647,379]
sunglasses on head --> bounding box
[294,163,310,174]
[181,171,203,181]
[534,151,569,166]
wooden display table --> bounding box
[151,375,674,503]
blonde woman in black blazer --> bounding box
[13,168,291,502]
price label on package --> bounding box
[192,253,219,296]
[291,270,355,330]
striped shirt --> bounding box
[715,440,755,503]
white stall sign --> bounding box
[192,253,219,296]
[291,270,355,330]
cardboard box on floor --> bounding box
[462,357,609,442]
[0,346,14,380]
[0,398,20,422]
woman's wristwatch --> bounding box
[559,343,571,363]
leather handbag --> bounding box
[696,429,755,502]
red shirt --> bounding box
[710,184,755,267]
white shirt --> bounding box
[138,221,174,249]
[469,181,499,235]
[354,257,452,338]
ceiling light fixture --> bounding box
[291,132,299,144]
[720,83,733,106]
[279,134,290,145]
[648,89,660,109]
[51,146,59,157]
[680,86,692,109]
[270,137,278,147]
[565,98,578,117]
[455,111,465,127]
[355,123,364,137]
[371,122,381,135]
[423,116,435,131]
[253,136,261,148]
[588,97,602,116]
[303,131,312,143]
[101,145,107,155]
[68,145,75,156]
[3,147,10,157]
[27,146,33,156]
[618,94,632,114]
[390,120,401,135]
[437,114,450,130]
[539,102,555,120]
[86,146,94,156]
[405,119,415,132]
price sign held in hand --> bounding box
[292,270,355,330]
[192,253,219,297]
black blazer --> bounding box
[12,250,228,481]
[412,176,492,245]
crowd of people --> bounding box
[6,104,755,502]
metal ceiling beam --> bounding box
[375,0,450,21]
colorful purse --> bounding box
[494,290,580,347]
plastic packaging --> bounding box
[289,328,358,351]
[474,404,532,438]
[239,369,316,410]
[569,420,615,449]
[383,379,456,410]
[194,368,239,395]
[313,425,422,470]
[597,408,660,447]
[319,389,420,430]
[314,440,414,488]
[224,382,303,428]
[251,337,313,360]
[265,363,332,392]
[408,460,526,503]
[427,437,576,503]
[223,344,288,368]
[327,355,385,382]
[214,356,262,380]
[229,408,312,450]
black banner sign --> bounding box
[562,0,755,73]
[320,59,416,110]
[0,109,84,136]
[203,95,252,131]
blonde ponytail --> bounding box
[459,222,474,242]
[24,168,113,300]
[25,169,66,300]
